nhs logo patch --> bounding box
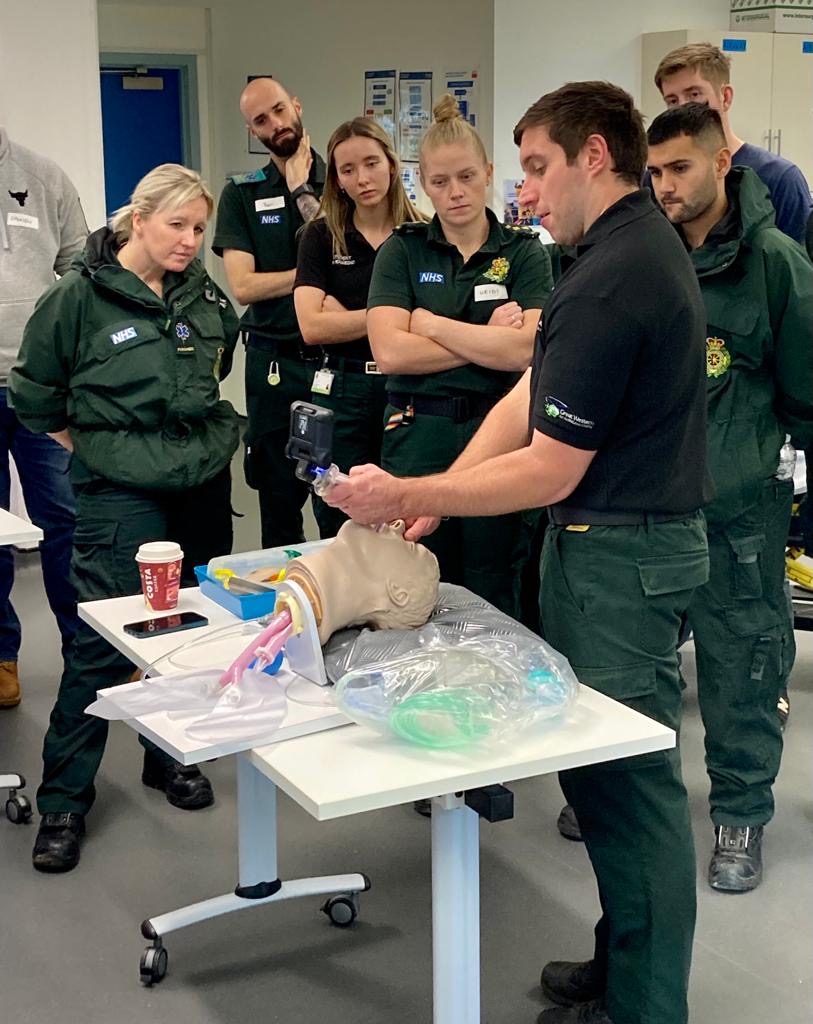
[418,271,445,284]
[259,213,282,225]
[110,326,138,346]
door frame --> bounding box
[99,52,201,172]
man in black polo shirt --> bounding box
[324,82,710,1024]
[213,77,326,547]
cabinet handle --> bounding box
[774,128,782,155]
[763,129,773,151]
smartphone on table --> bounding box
[123,611,209,639]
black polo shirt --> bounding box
[212,151,326,342]
[530,189,710,515]
[294,217,376,361]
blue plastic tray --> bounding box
[194,565,276,620]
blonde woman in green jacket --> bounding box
[9,164,239,874]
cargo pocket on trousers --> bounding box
[724,532,773,636]
[636,548,709,655]
[70,519,122,600]
[573,661,670,770]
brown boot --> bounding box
[0,660,20,708]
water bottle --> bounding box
[774,435,797,482]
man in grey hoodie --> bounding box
[0,127,87,706]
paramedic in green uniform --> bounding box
[325,82,711,1024]
[648,104,813,892]
[294,116,426,539]
[366,94,551,618]
[213,77,326,547]
[9,165,240,873]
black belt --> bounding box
[548,506,697,527]
[243,332,319,362]
[388,391,496,423]
[323,354,383,375]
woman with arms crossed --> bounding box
[294,116,425,538]
[364,96,552,619]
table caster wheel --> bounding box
[321,893,358,928]
[140,945,168,986]
[5,794,32,824]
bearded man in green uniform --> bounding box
[648,104,813,892]
[213,77,326,547]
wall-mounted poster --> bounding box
[364,69,397,146]
[398,71,432,163]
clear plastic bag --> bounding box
[331,585,579,748]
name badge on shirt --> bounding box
[311,368,334,396]
[474,283,508,302]
[255,196,285,212]
[7,212,39,230]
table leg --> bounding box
[431,794,480,1024]
[237,750,279,888]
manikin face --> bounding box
[659,68,729,114]
[333,135,393,210]
[420,141,492,231]
[647,134,726,227]
[288,520,440,642]
[241,79,304,158]
[518,126,589,246]
[130,197,209,273]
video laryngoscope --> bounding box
[285,401,349,496]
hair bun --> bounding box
[433,94,462,124]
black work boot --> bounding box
[540,959,606,1007]
[142,753,214,810]
[538,999,614,1023]
[32,812,86,873]
[708,825,764,893]
[556,804,583,842]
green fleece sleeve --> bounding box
[7,275,81,432]
[766,237,813,447]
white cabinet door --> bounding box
[770,33,813,186]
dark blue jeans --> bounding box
[0,388,78,659]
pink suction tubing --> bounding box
[219,607,292,687]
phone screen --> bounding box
[123,611,209,639]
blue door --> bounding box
[100,68,183,219]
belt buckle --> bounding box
[365,361,381,375]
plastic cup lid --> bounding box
[136,541,184,563]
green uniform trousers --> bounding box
[382,403,532,620]
[244,338,319,549]
[309,365,388,540]
[687,479,792,826]
[37,468,233,816]
[540,514,708,1024]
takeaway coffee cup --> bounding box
[136,541,184,611]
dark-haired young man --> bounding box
[324,82,710,1024]
[213,77,325,548]
[647,104,813,893]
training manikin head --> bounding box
[284,521,440,645]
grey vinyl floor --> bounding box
[1,476,811,1024]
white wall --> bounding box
[493,0,731,193]
[0,0,106,229]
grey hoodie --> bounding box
[0,127,88,382]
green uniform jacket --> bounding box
[368,211,552,398]
[691,168,813,526]
[8,227,240,491]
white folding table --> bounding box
[0,508,43,822]
[80,586,675,1024]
